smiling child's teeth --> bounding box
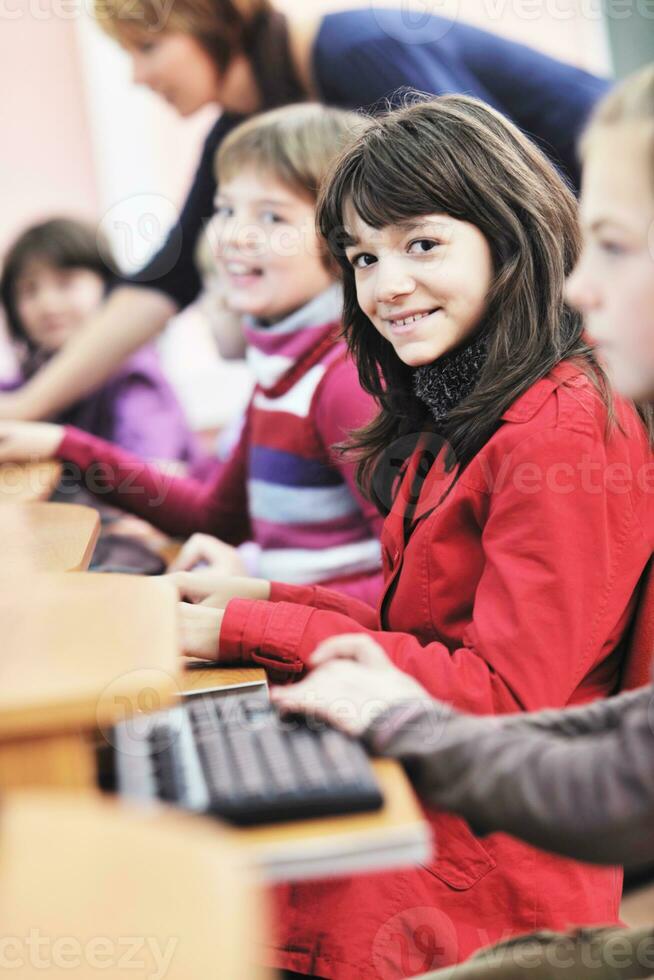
[395,311,430,327]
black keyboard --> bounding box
[112,693,384,826]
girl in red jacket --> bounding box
[169,95,654,980]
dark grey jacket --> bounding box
[365,680,654,868]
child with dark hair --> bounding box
[0,217,197,461]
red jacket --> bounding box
[220,362,654,979]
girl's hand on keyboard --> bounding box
[310,634,399,669]
[178,601,224,660]
[271,636,431,737]
[168,571,270,606]
[0,420,64,461]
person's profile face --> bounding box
[124,32,221,116]
[208,169,334,323]
[14,260,105,353]
[342,200,493,368]
[566,123,654,401]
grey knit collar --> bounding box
[413,331,488,424]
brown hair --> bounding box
[94,0,266,63]
[581,63,654,192]
[317,94,610,507]
[217,103,370,200]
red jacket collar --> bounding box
[501,360,583,423]
[387,361,586,542]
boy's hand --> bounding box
[167,570,270,607]
[0,421,64,461]
[168,533,247,576]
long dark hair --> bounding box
[317,94,614,507]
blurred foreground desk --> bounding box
[0,579,429,885]
[0,791,270,980]
[0,573,178,788]
[0,459,62,502]
[0,501,99,572]
[179,664,431,882]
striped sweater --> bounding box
[56,287,384,604]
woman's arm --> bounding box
[315,11,607,190]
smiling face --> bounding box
[343,202,493,368]
[125,32,223,116]
[210,169,334,322]
[14,260,105,352]
[566,123,654,401]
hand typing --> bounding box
[167,570,270,607]
[168,532,248,576]
[271,635,432,736]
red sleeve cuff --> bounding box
[57,426,99,468]
[269,581,318,605]
[269,581,378,628]
[220,598,316,675]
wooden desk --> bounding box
[0,573,178,788]
[181,663,268,695]
[178,664,431,882]
[0,460,62,502]
[0,502,100,572]
[0,585,429,885]
[0,791,270,979]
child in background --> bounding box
[0,107,383,602]
[172,96,653,978]
[0,218,197,462]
